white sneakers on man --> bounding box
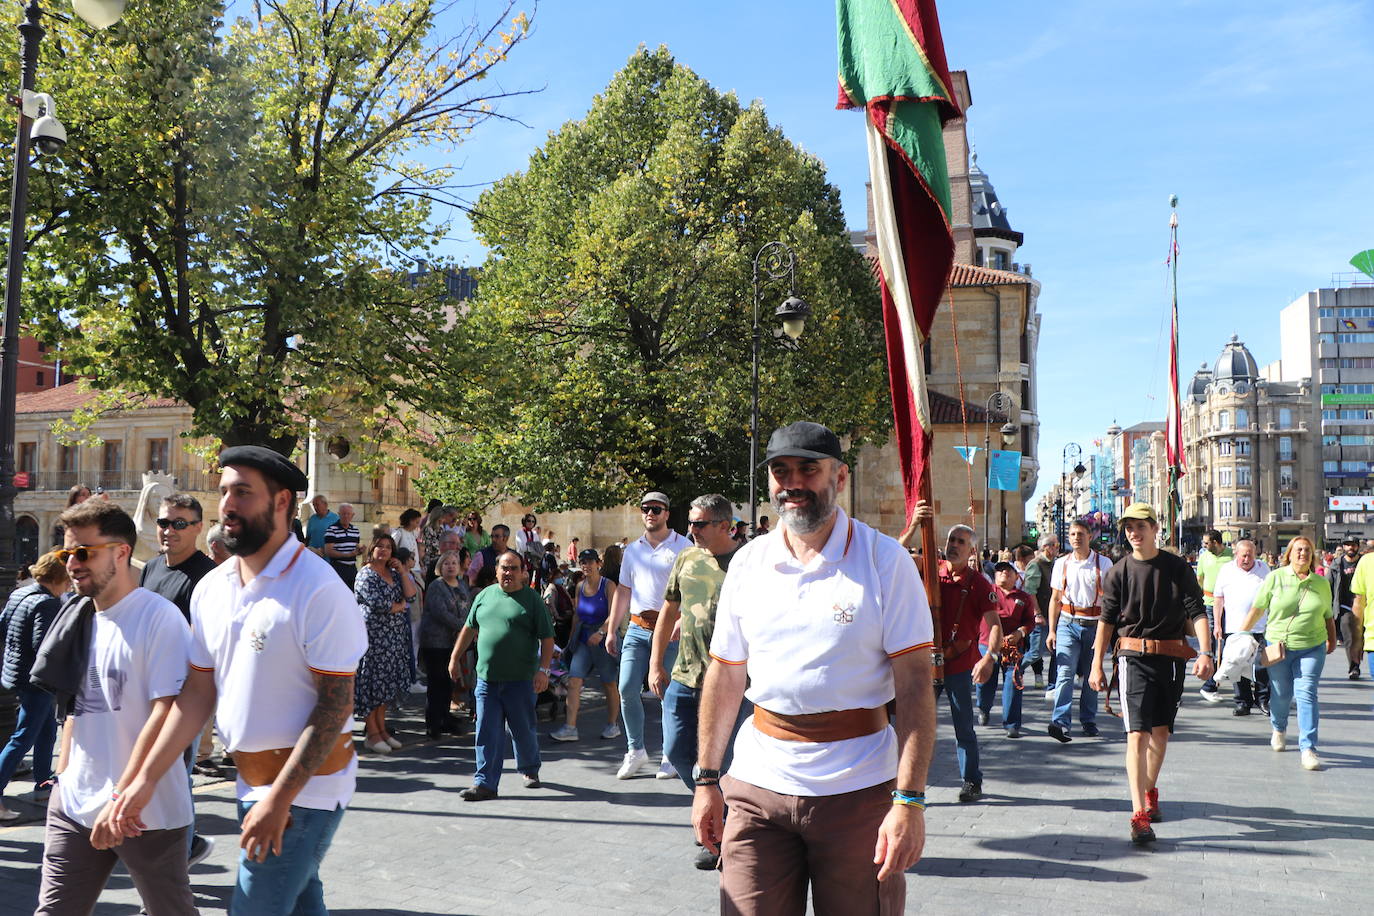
[1270,730,1286,752]
[1300,749,1321,770]
[616,748,649,779]
[655,756,677,780]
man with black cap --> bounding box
[1326,536,1364,679]
[1089,502,1212,846]
[605,489,690,780]
[110,445,367,914]
[694,421,935,913]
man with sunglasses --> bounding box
[36,500,196,914]
[138,493,219,868]
[606,491,690,779]
[649,493,750,869]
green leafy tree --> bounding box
[422,46,890,511]
[11,0,531,456]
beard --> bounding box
[73,561,116,598]
[771,483,837,536]
[223,503,277,556]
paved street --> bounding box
[1,664,1371,915]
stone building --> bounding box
[1177,336,1319,553]
[848,70,1041,546]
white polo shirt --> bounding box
[619,528,692,616]
[710,508,932,796]
[1051,551,1114,617]
[190,537,367,810]
[1214,559,1271,633]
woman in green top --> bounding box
[1244,536,1336,771]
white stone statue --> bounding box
[131,471,178,565]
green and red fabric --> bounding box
[836,0,961,516]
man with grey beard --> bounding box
[693,422,936,913]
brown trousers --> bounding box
[719,775,904,915]
[36,792,197,916]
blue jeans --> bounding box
[941,669,981,783]
[976,646,1025,729]
[231,801,345,916]
[1022,623,1047,677]
[474,677,541,789]
[661,680,752,791]
[1052,618,1098,731]
[618,624,677,752]
[1267,643,1326,751]
[0,684,57,795]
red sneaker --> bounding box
[1130,809,1156,846]
[1146,787,1161,823]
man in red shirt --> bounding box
[977,562,1039,738]
[937,525,1002,803]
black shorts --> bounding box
[1117,655,1186,733]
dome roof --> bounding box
[1188,362,1213,401]
[969,148,1024,246]
[1213,335,1258,382]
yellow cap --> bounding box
[1119,502,1158,526]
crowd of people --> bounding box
[0,427,1370,913]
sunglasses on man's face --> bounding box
[57,542,124,564]
[687,518,724,529]
[156,517,199,530]
[641,506,666,515]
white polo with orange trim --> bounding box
[189,536,367,810]
[709,507,933,796]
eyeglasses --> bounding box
[641,506,666,515]
[156,517,199,530]
[56,542,124,564]
[687,518,725,529]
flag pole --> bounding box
[1168,195,1182,549]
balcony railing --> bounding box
[16,468,219,494]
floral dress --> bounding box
[354,566,413,713]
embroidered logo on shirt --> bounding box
[248,629,267,652]
[833,602,856,625]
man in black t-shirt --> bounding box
[1326,537,1364,678]
[1089,502,1213,848]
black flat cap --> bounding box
[764,421,843,463]
[218,445,308,492]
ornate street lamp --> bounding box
[981,391,1016,551]
[0,0,127,595]
[749,241,811,531]
[1058,443,1084,544]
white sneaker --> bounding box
[655,757,677,780]
[0,803,19,822]
[616,748,649,779]
[188,834,215,868]
[1301,749,1321,770]
[368,739,392,754]
[385,735,403,749]
[1271,730,1286,752]
[600,722,621,740]
[1199,688,1224,704]
[550,724,579,742]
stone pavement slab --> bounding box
[1,667,1371,914]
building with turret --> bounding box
[1177,336,1319,553]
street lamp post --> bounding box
[748,241,810,532]
[981,391,1016,552]
[1059,442,1084,544]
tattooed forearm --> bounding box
[268,672,355,803]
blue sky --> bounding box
[433,0,1374,509]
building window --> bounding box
[1216,410,1231,431]
[59,444,77,474]
[1217,497,1233,520]
[1237,496,1252,519]
[18,442,36,473]
[35,370,44,387]
[102,441,123,488]
[1218,439,1231,456]
[974,248,984,267]
[991,249,1009,271]
[1281,497,1294,519]
[1235,408,1249,429]
[1217,468,1233,488]
[1236,439,1251,456]
[1236,465,1252,486]
[1278,408,1293,428]
[1279,437,1293,460]
[1280,466,1294,488]
[147,438,169,471]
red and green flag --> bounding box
[836,0,961,518]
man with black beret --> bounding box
[110,445,367,914]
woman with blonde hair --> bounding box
[1243,536,1336,770]
[0,551,69,819]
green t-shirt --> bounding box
[465,585,553,681]
[1251,566,1333,651]
[463,530,492,555]
[662,546,735,690]
[1196,548,1233,607]
[1346,552,1374,650]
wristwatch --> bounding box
[538,666,551,675]
[1201,651,1216,660]
[692,766,721,785]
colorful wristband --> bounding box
[891,790,926,809]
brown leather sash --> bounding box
[631,611,659,631]
[234,733,355,787]
[1115,637,1198,660]
[1065,604,1101,616]
[753,706,889,743]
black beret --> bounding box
[218,445,308,492]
